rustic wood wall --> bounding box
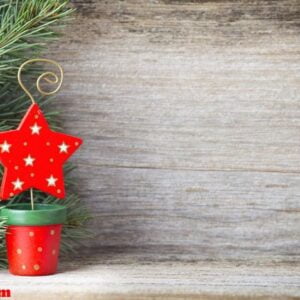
[50,0,300,263]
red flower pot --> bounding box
[1,203,66,276]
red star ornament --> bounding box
[0,103,82,200]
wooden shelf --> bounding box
[1,254,300,299]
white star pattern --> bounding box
[0,141,11,153]
[30,123,42,135]
[46,175,58,187]
[24,155,35,166]
[58,142,69,153]
[12,178,24,190]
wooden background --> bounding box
[49,0,300,264]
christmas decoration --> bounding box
[0,102,82,199]
[0,0,90,270]
[3,203,66,276]
[1,58,83,276]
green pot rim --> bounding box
[0,203,67,226]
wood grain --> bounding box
[46,0,300,263]
[1,256,300,299]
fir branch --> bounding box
[0,0,73,84]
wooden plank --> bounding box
[1,257,300,299]
[53,0,300,172]
[44,0,300,262]
[73,165,300,262]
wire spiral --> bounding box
[17,58,64,104]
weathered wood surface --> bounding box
[1,255,300,299]
[47,0,300,263]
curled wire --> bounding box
[17,58,64,104]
